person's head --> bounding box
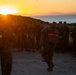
[52,21,57,27]
[59,21,62,25]
[63,21,67,25]
[53,21,57,24]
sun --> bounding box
[0,6,18,15]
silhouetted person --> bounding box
[62,22,69,52]
[71,24,76,57]
[57,21,64,53]
[40,25,60,71]
[0,21,17,75]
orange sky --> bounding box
[0,0,76,16]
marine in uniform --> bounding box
[71,24,76,57]
[0,21,17,75]
[40,24,60,71]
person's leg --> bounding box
[41,45,54,71]
[47,45,54,71]
[41,47,48,62]
[1,51,12,75]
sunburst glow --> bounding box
[0,6,18,15]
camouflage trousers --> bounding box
[0,48,12,75]
[41,43,55,68]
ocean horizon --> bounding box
[32,14,76,23]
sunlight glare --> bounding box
[0,6,18,15]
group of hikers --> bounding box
[0,16,76,75]
[40,21,69,71]
[12,21,69,53]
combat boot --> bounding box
[47,63,54,71]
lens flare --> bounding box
[0,6,18,15]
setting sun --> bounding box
[0,6,18,15]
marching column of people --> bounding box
[1,19,76,75]
[13,21,70,54]
[12,21,71,55]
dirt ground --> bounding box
[0,51,76,75]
